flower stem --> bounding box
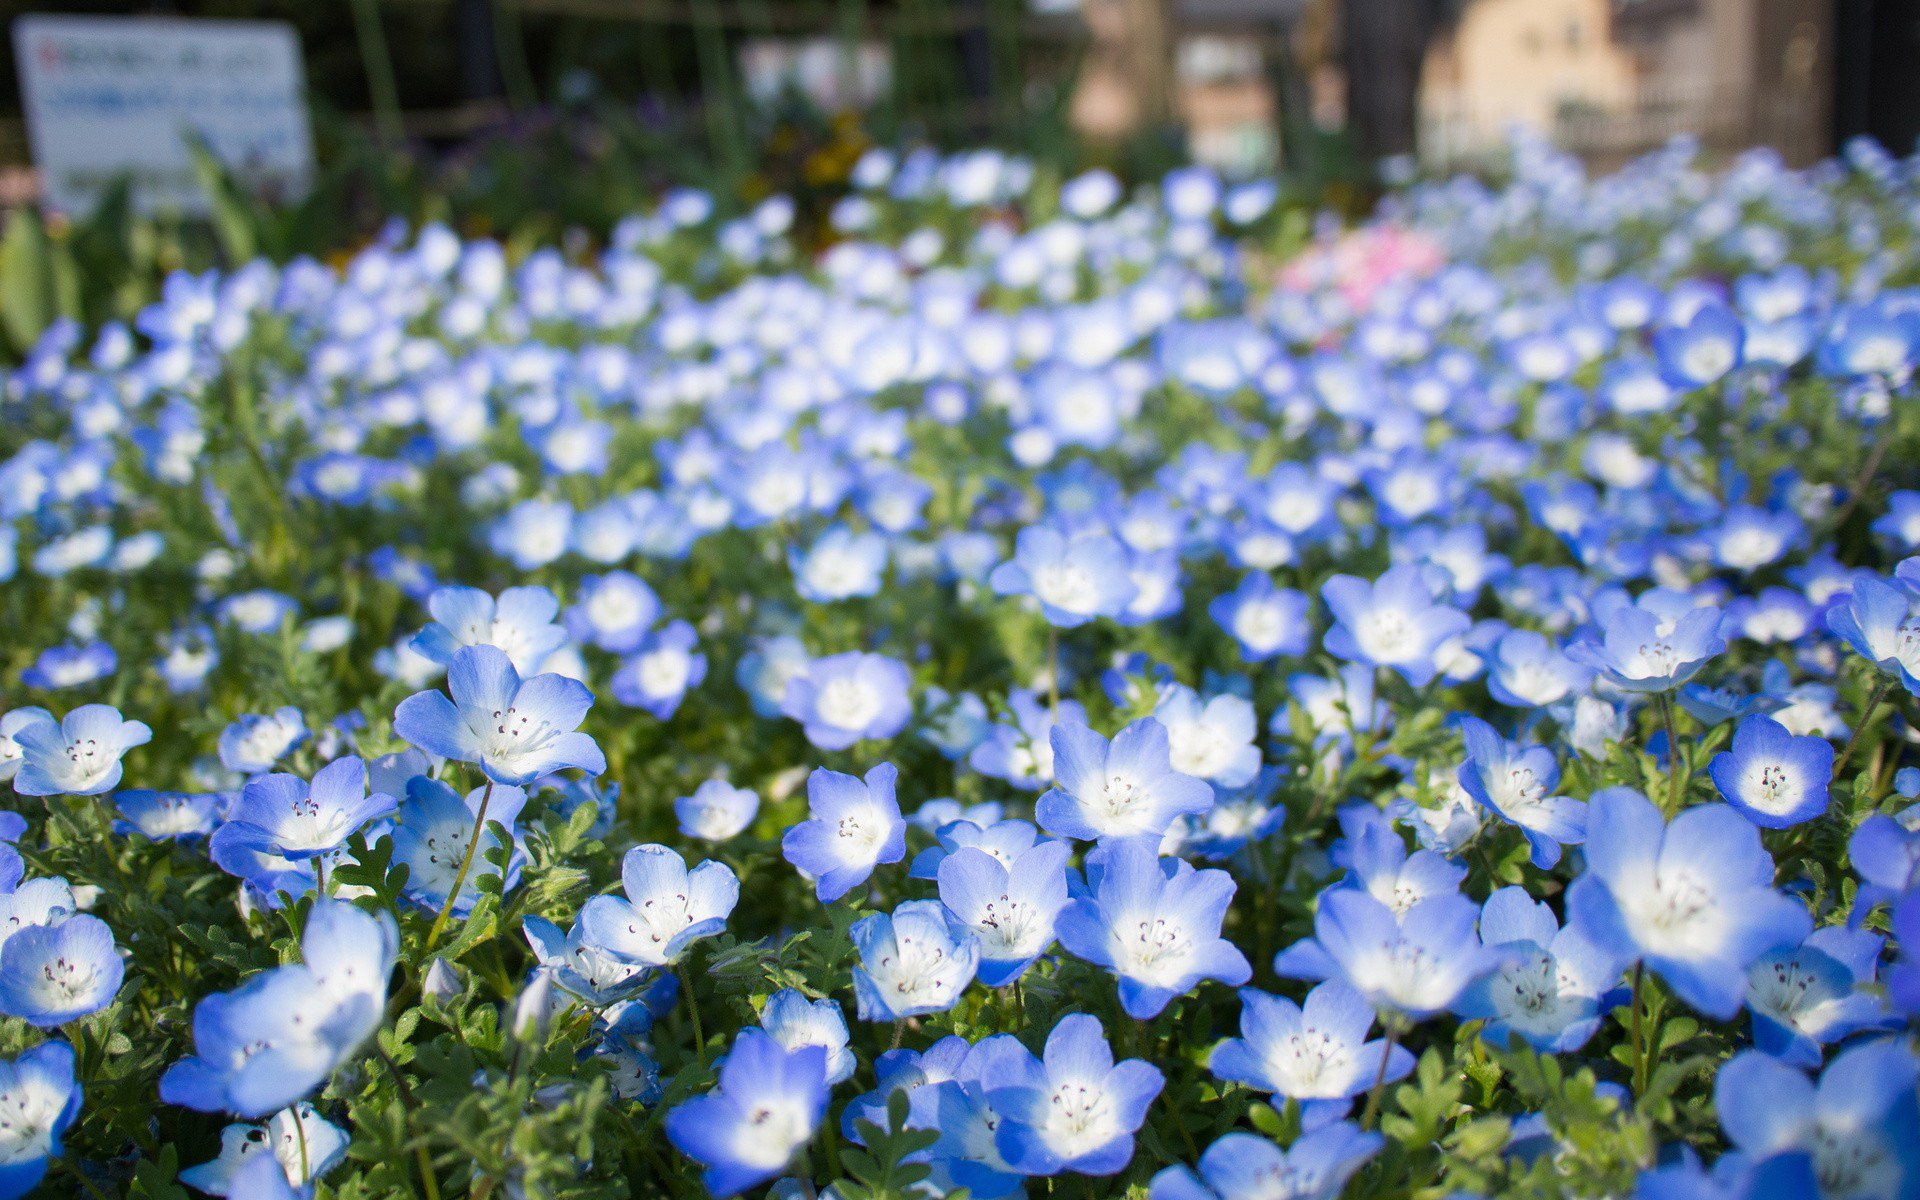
[312,854,328,898]
[1628,961,1648,1097]
[1047,625,1060,724]
[679,962,706,1049]
[425,780,494,955]
[1660,694,1684,817]
[1834,677,1892,786]
[1361,1021,1401,1130]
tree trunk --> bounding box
[1341,0,1437,162]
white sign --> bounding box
[13,14,314,216]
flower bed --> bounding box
[1,134,1918,1199]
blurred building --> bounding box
[1420,0,1835,168]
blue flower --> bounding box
[563,572,661,653]
[759,989,855,1085]
[210,756,397,862]
[1208,980,1413,1122]
[215,706,307,771]
[21,642,117,690]
[1707,715,1834,829]
[1566,603,1727,693]
[779,651,912,751]
[937,838,1071,986]
[851,899,979,1021]
[970,689,1088,790]
[390,776,529,916]
[0,708,52,784]
[1457,716,1587,869]
[792,524,888,602]
[1149,1123,1382,1200]
[989,524,1138,628]
[179,1103,348,1197]
[1565,788,1809,1019]
[1038,718,1214,841]
[1057,837,1251,1018]
[111,790,222,840]
[1485,629,1593,708]
[1155,687,1262,788]
[781,763,907,902]
[908,816,1037,878]
[0,1041,81,1200]
[1825,576,1920,694]
[610,620,707,719]
[987,1013,1164,1177]
[1321,565,1471,687]
[521,916,649,1007]
[412,584,568,675]
[1334,811,1466,915]
[1713,1039,1920,1198]
[1654,302,1744,388]
[0,908,123,1026]
[579,843,739,967]
[393,644,605,786]
[1209,572,1312,662]
[1274,888,1502,1021]
[161,900,397,1116]
[674,779,759,841]
[1455,886,1624,1053]
[664,1028,830,1197]
[10,704,150,797]
[1847,814,1920,921]
[1745,925,1898,1067]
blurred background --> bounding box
[0,0,1905,354]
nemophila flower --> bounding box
[112,789,223,841]
[1149,1123,1383,1200]
[989,524,1138,627]
[919,687,993,760]
[736,635,811,719]
[0,1041,80,1200]
[1335,813,1466,916]
[1712,505,1803,572]
[664,1028,830,1198]
[209,757,397,861]
[1713,1039,1920,1199]
[1707,715,1834,829]
[1746,925,1897,1067]
[1654,303,1745,388]
[909,816,1041,878]
[1155,687,1261,788]
[10,704,151,796]
[1565,788,1809,1019]
[563,572,661,653]
[21,642,116,690]
[971,689,1088,789]
[217,590,299,635]
[780,651,911,751]
[610,620,707,719]
[412,584,567,675]
[1209,572,1312,662]
[179,1102,348,1196]
[1057,836,1251,1018]
[792,524,888,603]
[0,708,52,783]
[1456,717,1587,869]
[0,908,123,1026]
[1321,565,1471,687]
[1455,886,1624,1054]
[1847,814,1920,921]
[1566,604,1727,693]
[851,899,979,1021]
[579,844,739,967]
[1208,980,1414,1122]
[162,899,397,1116]
[1038,718,1214,841]
[781,763,906,903]
[759,989,855,1085]
[1485,629,1594,708]
[986,1013,1164,1177]
[1824,576,1920,694]
[393,644,605,786]
[675,779,759,841]
[391,776,529,916]
[937,839,1071,986]
[521,915,649,1007]
[1274,891,1501,1020]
